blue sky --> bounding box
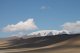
[0,0,80,37]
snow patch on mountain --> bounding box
[28,30,70,36]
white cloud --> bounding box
[62,21,80,33]
[40,6,48,10]
[2,18,38,32]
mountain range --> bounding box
[0,30,80,53]
[28,30,70,36]
[8,30,70,39]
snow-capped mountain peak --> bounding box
[28,30,70,36]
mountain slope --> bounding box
[27,34,80,53]
[0,34,79,53]
[12,34,80,53]
[3,34,79,49]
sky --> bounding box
[0,0,80,38]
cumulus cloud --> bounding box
[2,18,38,32]
[62,21,80,33]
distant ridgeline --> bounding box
[6,33,80,48]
